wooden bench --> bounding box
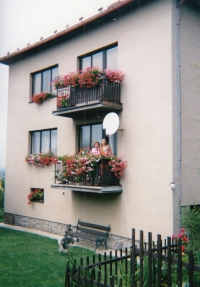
[61,219,111,251]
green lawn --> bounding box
[0,228,95,287]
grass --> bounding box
[0,227,95,287]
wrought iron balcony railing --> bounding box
[54,159,120,187]
[56,77,121,109]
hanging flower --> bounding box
[104,69,125,82]
[57,151,127,183]
[25,151,58,167]
[172,228,189,254]
[27,189,44,204]
[32,91,55,104]
[52,67,125,89]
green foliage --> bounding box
[0,208,4,222]
[0,228,95,287]
[0,178,4,208]
[181,205,200,253]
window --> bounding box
[32,66,58,95]
[79,124,117,155]
[80,45,118,71]
[31,129,57,154]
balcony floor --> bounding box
[51,184,123,194]
[52,100,123,118]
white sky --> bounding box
[0,0,115,168]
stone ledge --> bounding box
[3,213,134,251]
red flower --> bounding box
[181,245,185,252]
[182,235,188,243]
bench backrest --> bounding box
[77,219,110,237]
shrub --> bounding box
[181,205,200,252]
[0,178,5,208]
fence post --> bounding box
[148,232,152,287]
[110,251,112,279]
[90,269,94,287]
[188,250,194,287]
[64,263,70,287]
[157,234,162,285]
[167,237,171,287]
[77,266,81,287]
[139,230,143,287]
[177,239,182,286]
[83,268,87,287]
[96,270,101,287]
[131,228,136,287]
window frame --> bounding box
[79,43,118,71]
[31,65,58,96]
[30,128,57,155]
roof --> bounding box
[0,0,199,65]
[0,0,137,65]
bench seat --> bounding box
[61,219,110,251]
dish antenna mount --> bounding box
[103,112,119,136]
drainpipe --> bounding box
[176,0,185,229]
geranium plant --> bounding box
[78,67,103,88]
[27,189,44,204]
[56,150,127,184]
[25,151,58,167]
[172,228,188,252]
[104,69,125,82]
[32,91,55,104]
[108,155,127,178]
[52,67,125,89]
[57,95,70,108]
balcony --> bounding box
[52,159,123,194]
[52,77,123,118]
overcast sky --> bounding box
[0,0,115,168]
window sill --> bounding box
[51,184,122,194]
[30,200,44,203]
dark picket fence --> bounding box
[64,228,200,287]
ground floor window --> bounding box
[31,129,57,154]
[79,123,117,155]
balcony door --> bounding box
[79,123,117,155]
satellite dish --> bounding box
[103,112,119,136]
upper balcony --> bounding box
[52,77,123,119]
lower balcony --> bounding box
[52,159,123,194]
[52,77,123,118]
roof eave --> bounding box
[0,0,136,65]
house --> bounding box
[1,0,200,244]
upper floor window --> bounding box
[32,66,58,95]
[79,123,117,155]
[31,129,57,155]
[79,44,118,71]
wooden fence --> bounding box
[65,228,200,287]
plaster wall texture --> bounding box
[5,0,174,240]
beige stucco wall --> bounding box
[5,0,174,240]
